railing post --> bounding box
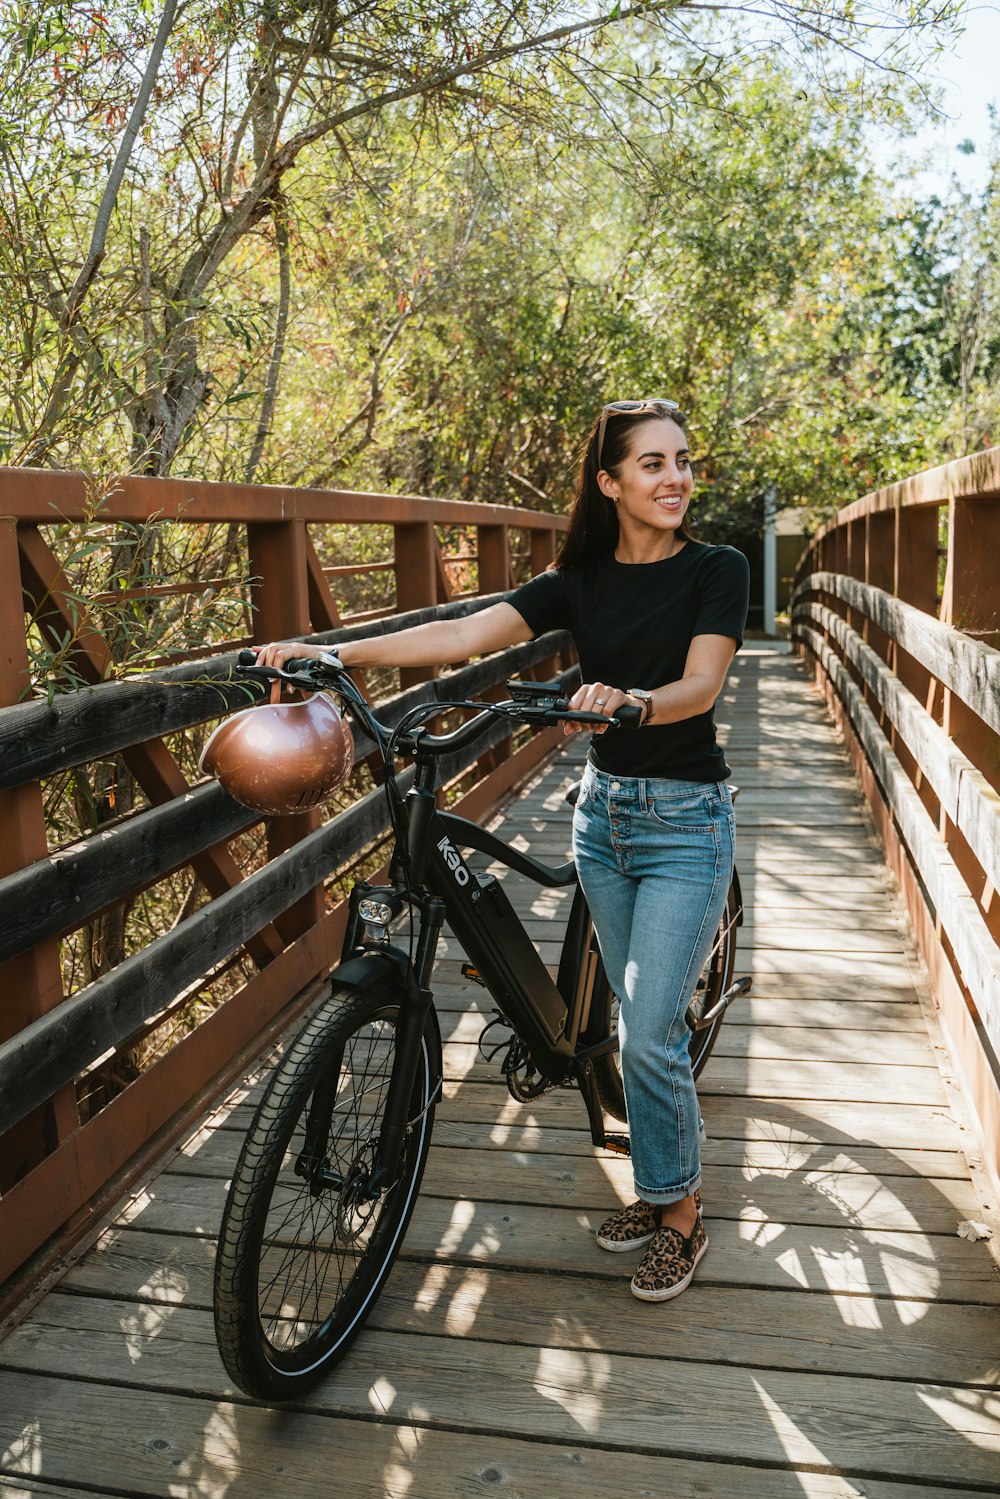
[529,528,561,681]
[865,510,895,723]
[394,522,439,689]
[477,524,511,595]
[895,500,939,688]
[246,518,324,938]
[530,526,555,577]
[939,497,1000,941]
[473,526,513,771]
[825,524,849,651]
[845,516,864,638]
[0,518,79,1191]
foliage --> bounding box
[0,0,965,487]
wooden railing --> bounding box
[791,451,1000,1192]
[0,467,570,1300]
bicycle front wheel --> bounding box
[592,876,740,1120]
[213,982,439,1402]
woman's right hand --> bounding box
[252,641,332,670]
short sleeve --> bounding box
[506,568,571,638]
[692,546,750,651]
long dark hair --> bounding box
[556,403,696,568]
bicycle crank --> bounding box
[687,974,752,1032]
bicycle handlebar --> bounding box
[234,649,642,755]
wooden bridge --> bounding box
[0,455,998,1496]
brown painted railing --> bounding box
[0,467,570,1300]
[791,451,1000,1193]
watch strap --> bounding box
[626,687,654,724]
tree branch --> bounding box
[171,1,680,310]
[244,197,291,482]
[64,0,181,329]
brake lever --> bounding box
[542,706,642,729]
[235,652,324,693]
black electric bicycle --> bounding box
[213,653,750,1402]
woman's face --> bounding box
[598,416,692,541]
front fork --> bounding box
[296,888,445,1199]
[368,892,445,1194]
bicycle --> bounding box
[212,652,750,1401]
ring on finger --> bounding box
[594,697,607,707]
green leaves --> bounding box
[0,0,979,505]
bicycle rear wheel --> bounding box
[592,877,740,1120]
[213,982,439,1402]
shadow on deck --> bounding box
[1,642,998,1498]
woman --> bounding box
[255,398,749,1302]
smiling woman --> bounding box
[503,400,749,1301]
[255,399,749,1304]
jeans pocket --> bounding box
[646,788,715,833]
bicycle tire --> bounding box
[213,980,439,1402]
[592,877,740,1119]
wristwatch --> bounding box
[626,687,654,724]
[318,649,343,668]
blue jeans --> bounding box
[572,763,735,1205]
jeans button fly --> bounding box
[611,781,621,792]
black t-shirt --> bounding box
[507,541,750,781]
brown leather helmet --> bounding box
[199,688,354,815]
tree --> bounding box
[0,0,963,478]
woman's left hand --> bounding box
[564,682,634,736]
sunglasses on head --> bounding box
[596,399,681,469]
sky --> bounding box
[884,2,1000,197]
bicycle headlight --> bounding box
[358,898,395,925]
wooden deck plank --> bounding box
[87,1186,998,1305]
[36,1242,1000,1387]
[199,1057,972,1154]
[199,1110,974,1180]
[0,1374,993,1499]
[3,642,997,1499]
[447,1021,939,1065]
[1,1311,998,1487]
[425,990,929,1032]
[161,1134,981,1232]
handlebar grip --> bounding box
[237,648,258,666]
[613,705,643,729]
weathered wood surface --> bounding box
[0,775,409,1135]
[0,658,578,1133]
[796,599,1000,892]
[2,643,998,1499]
[799,571,1000,734]
[0,596,566,789]
[0,628,574,964]
[797,621,1000,1061]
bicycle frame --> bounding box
[213,656,752,1401]
[338,765,626,1190]
[229,653,744,1194]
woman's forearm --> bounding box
[339,617,468,669]
[645,673,719,724]
[254,601,532,673]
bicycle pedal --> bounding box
[461,962,486,988]
[603,1133,631,1156]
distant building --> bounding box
[763,505,812,634]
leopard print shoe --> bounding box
[596,1191,702,1254]
[596,1199,658,1252]
[630,1213,709,1301]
